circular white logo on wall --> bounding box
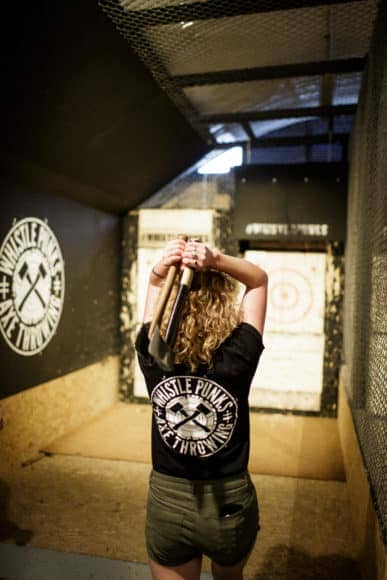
[152,375,238,458]
[0,217,65,356]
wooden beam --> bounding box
[242,122,255,140]
[213,134,349,148]
[201,104,357,124]
[320,74,335,107]
[175,58,365,87]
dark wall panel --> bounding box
[0,186,121,399]
[0,0,208,214]
[234,163,347,242]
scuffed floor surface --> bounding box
[1,455,359,579]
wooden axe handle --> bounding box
[180,265,194,287]
[179,236,201,289]
[164,267,194,345]
[164,239,201,346]
[148,234,187,339]
[148,264,178,338]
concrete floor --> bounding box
[0,454,360,579]
[0,544,159,580]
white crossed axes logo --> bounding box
[169,400,213,434]
[18,261,48,311]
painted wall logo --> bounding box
[0,217,65,356]
[151,376,238,458]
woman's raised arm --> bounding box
[182,241,268,335]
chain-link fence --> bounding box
[343,2,386,544]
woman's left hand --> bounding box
[182,241,214,270]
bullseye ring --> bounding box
[268,267,314,324]
[271,281,299,310]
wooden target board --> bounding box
[244,250,326,411]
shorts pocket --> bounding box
[146,492,184,565]
[146,489,199,567]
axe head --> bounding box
[148,324,174,372]
[19,262,28,279]
[39,263,47,278]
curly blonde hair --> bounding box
[160,270,238,371]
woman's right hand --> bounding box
[182,240,216,270]
[151,239,187,280]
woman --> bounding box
[135,238,268,580]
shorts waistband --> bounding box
[150,469,251,492]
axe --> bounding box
[148,235,188,370]
[164,265,194,347]
[148,265,194,371]
[148,237,200,371]
[19,262,47,310]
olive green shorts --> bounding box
[146,469,260,567]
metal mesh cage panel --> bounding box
[248,143,342,164]
[248,115,353,138]
[209,123,249,143]
[332,72,363,104]
[253,117,329,137]
[309,142,343,161]
[98,0,378,144]
[124,1,376,75]
[343,2,387,544]
[184,76,322,115]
